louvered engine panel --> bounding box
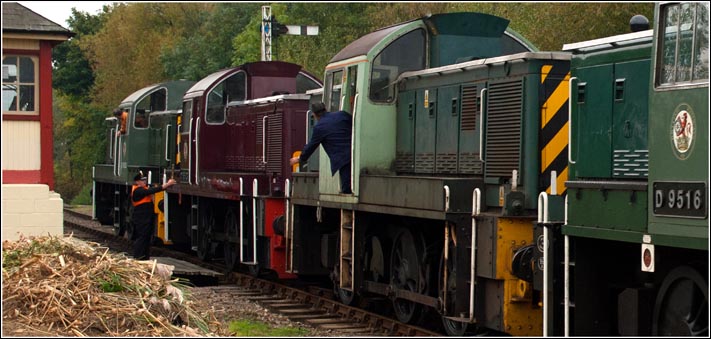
[267,112,284,173]
[459,84,483,174]
[485,80,522,177]
[460,85,478,131]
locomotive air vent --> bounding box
[461,85,478,131]
[485,79,523,177]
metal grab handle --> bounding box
[479,88,487,162]
[110,128,116,161]
[470,188,482,321]
[350,93,359,193]
[239,178,244,262]
[538,192,549,335]
[564,196,570,336]
[163,172,171,242]
[188,118,194,184]
[116,133,122,176]
[195,117,201,184]
[251,179,258,264]
[568,77,578,164]
[305,110,312,144]
[262,116,268,164]
[165,124,171,161]
[111,128,117,176]
[285,179,293,272]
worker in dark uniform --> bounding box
[131,170,176,260]
[289,102,353,194]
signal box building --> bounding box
[2,3,73,241]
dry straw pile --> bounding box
[2,235,222,336]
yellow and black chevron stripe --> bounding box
[176,115,182,166]
[539,64,570,195]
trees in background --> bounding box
[52,2,653,203]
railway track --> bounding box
[63,207,444,336]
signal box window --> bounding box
[207,71,246,124]
[2,56,38,115]
[369,29,426,102]
[658,2,709,86]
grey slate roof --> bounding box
[2,2,74,37]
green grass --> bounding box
[2,237,73,270]
[97,272,125,292]
[228,319,310,336]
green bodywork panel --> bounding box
[427,12,509,67]
[570,45,651,180]
[647,85,708,250]
[319,12,539,207]
[97,80,195,185]
[567,186,648,234]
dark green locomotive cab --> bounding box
[565,30,653,240]
[114,80,195,178]
[93,80,195,237]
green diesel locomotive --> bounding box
[551,2,708,336]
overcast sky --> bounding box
[16,1,115,28]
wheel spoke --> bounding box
[654,266,708,336]
[197,207,214,261]
[390,229,425,324]
[223,208,238,271]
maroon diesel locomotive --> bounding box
[163,61,322,277]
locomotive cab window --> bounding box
[369,29,426,103]
[206,71,246,124]
[657,2,709,87]
[134,88,167,129]
[181,100,193,132]
[296,72,322,94]
[325,70,343,111]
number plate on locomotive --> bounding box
[653,182,707,218]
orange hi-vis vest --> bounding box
[131,185,153,207]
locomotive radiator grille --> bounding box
[460,85,478,131]
[459,84,483,174]
[485,79,523,177]
[266,113,284,173]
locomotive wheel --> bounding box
[652,265,708,336]
[390,228,426,324]
[196,206,214,261]
[223,208,239,272]
[365,235,387,283]
[114,202,128,237]
[124,205,134,241]
[333,262,356,305]
[248,263,276,279]
[438,239,469,336]
[332,236,356,305]
[114,222,124,237]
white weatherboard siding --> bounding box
[2,120,41,170]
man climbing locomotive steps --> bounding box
[291,102,353,195]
